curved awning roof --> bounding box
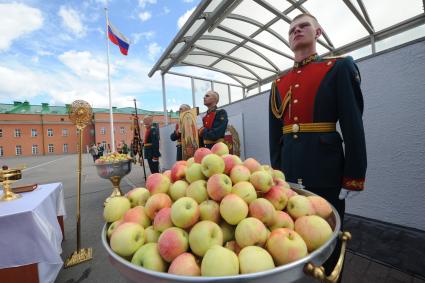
[149,0,425,91]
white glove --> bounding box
[338,188,360,200]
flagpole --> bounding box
[105,6,116,152]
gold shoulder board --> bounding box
[322,55,346,60]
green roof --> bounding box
[0,101,179,118]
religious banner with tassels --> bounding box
[131,99,147,182]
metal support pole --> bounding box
[191,77,196,108]
[161,74,168,125]
[227,84,231,103]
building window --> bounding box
[0,129,2,137]
[101,127,106,135]
[120,127,125,134]
[16,145,22,156]
[48,144,54,153]
[32,144,38,155]
[47,128,53,137]
[31,129,38,137]
[15,129,21,137]
[63,143,68,153]
[62,128,69,137]
[0,146,3,156]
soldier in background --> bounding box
[96,142,104,157]
[170,104,191,161]
[268,13,367,279]
[122,141,129,154]
[143,115,160,173]
[198,90,228,149]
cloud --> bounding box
[58,51,109,80]
[58,6,87,38]
[0,66,44,98]
[147,42,162,60]
[0,3,43,51]
[138,11,152,22]
[132,31,155,44]
[183,0,195,2]
[0,51,194,110]
[93,0,109,5]
[37,50,54,56]
[138,0,157,8]
[178,7,196,29]
[162,6,170,15]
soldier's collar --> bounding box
[207,106,217,114]
[293,53,319,68]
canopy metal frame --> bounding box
[149,0,425,124]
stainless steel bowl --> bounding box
[101,187,341,283]
[95,159,132,179]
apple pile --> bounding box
[103,142,334,277]
[95,152,132,164]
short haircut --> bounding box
[291,13,320,27]
[179,104,190,110]
[209,90,220,103]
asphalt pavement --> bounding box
[2,153,147,283]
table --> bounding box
[0,182,66,283]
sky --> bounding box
[0,0,231,111]
[0,0,423,112]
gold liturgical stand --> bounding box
[64,100,93,268]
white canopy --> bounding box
[149,0,425,90]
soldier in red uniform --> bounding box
[143,115,160,173]
[170,104,191,161]
[198,91,228,149]
[269,13,367,277]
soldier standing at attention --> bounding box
[143,115,160,174]
[170,104,191,161]
[198,90,228,149]
[269,13,367,278]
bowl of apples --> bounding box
[95,152,133,179]
[101,143,348,283]
[95,152,133,202]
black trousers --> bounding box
[204,143,214,150]
[147,158,159,173]
[306,186,345,279]
[176,145,182,161]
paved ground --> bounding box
[2,154,424,283]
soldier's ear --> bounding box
[315,27,322,39]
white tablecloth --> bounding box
[0,182,66,283]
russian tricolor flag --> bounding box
[108,21,130,56]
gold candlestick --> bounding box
[0,168,22,201]
[64,100,93,268]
